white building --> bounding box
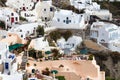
[86,9,112,21]
[0,42,9,64]
[0,42,23,80]
[35,0,54,22]
[70,0,112,21]
[20,10,37,22]
[6,0,38,12]
[8,23,44,40]
[29,37,50,51]
[0,30,8,40]
[57,36,82,54]
[0,42,15,74]
[90,21,119,44]
[0,8,19,29]
[51,9,86,29]
[94,0,120,2]
[70,0,100,10]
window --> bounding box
[44,9,46,11]
[72,44,74,47]
[30,79,35,80]
[20,29,22,32]
[63,20,65,23]
[21,35,23,38]
[94,31,98,37]
[16,17,18,21]
[101,39,105,42]
[0,55,1,59]
[45,17,47,20]
[11,13,14,16]
[25,13,27,17]
[27,31,29,34]
[50,7,53,11]
[5,63,9,70]
[32,69,35,73]
[57,18,60,22]
[23,7,26,11]
[66,17,69,19]
[2,36,6,38]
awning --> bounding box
[45,51,51,54]
[9,43,24,51]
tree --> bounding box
[49,30,61,42]
[51,49,60,60]
[62,30,73,41]
[36,25,44,36]
[42,67,50,76]
[0,0,7,6]
[0,0,7,4]
[37,51,43,58]
[52,49,59,57]
[56,76,66,80]
[88,54,93,60]
[28,48,36,59]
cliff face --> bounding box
[83,40,120,79]
[98,1,120,18]
[0,0,6,7]
[93,51,120,80]
[103,57,120,79]
[52,0,70,8]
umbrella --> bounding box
[45,51,51,54]
[51,70,58,79]
[51,70,58,74]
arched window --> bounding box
[21,35,23,38]
[101,39,105,43]
[11,13,14,16]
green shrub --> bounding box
[62,30,73,41]
[28,48,36,58]
[88,54,93,60]
[49,30,61,42]
[20,16,28,21]
[106,76,115,80]
[36,26,44,36]
[56,76,66,80]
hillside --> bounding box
[0,0,6,7]
[83,40,120,80]
[52,0,120,18]
[97,1,120,18]
[94,51,120,80]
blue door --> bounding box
[5,62,9,70]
